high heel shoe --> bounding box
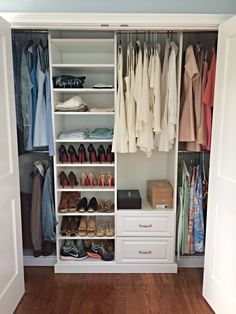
[59,144,69,163]
[68,171,78,187]
[87,144,97,163]
[107,172,114,187]
[98,172,106,187]
[78,144,87,163]
[98,145,106,163]
[106,144,114,163]
[59,171,70,188]
[68,145,78,163]
[88,170,97,187]
[80,171,89,187]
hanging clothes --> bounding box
[33,44,48,147]
[179,46,199,143]
[112,44,128,153]
[186,45,205,151]
[124,42,137,153]
[203,47,216,151]
[134,40,143,139]
[45,70,55,156]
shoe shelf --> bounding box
[57,187,116,192]
[54,112,115,115]
[57,258,116,265]
[55,139,113,143]
[58,236,115,240]
[56,163,115,167]
[58,212,115,216]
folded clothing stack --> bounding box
[88,128,113,140]
[58,128,90,140]
[56,96,89,112]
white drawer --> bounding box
[117,212,175,237]
[117,237,175,264]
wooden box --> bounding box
[147,180,173,209]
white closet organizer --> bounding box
[12,25,217,272]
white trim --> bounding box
[55,262,178,273]
[177,256,205,268]
[24,255,56,267]
[0,13,233,30]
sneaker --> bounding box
[60,240,88,260]
[87,241,114,261]
[74,239,87,259]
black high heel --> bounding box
[106,144,114,163]
[78,144,87,163]
[68,145,78,163]
[59,144,69,163]
[87,144,97,163]
[98,145,106,163]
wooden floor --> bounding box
[14,267,214,314]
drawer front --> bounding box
[117,238,175,264]
[117,212,175,237]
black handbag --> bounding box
[53,75,86,88]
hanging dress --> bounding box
[112,44,128,153]
[203,47,216,151]
[33,44,48,147]
[187,166,196,255]
[124,42,137,153]
[134,40,143,140]
[152,44,161,136]
[179,46,199,143]
[186,45,205,151]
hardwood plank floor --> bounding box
[14,267,214,314]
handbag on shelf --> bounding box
[53,75,86,88]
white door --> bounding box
[203,16,236,314]
[0,17,25,314]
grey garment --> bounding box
[31,167,43,253]
[89,128,113,139]
[41,166,57,242]
[20,48,33,148]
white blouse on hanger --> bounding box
[112,44,128,153]
[124,42,137,153]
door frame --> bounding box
[0,12,232,30]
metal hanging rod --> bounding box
[12,30,48,34]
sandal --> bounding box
[96,224,106,237]
[105,223,114,237]
[60,216,71,236]
[58,192,69,213]
[78,217,87,236]
[69,217,79,236]
[87,216,96,237]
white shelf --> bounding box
[58,236,115,240]
[58,212,115,216]
[51,38,114,52]
[57,257,116,265]
[54,112,114,115]
[52,63,114,69]
[56,139,113,143]
[56,163,115,167]
[53,88,115,94]
[57,188,115,192]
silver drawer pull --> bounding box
[139,250,152,254]
[139,224,152,228]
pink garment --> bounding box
[203,48,216,151]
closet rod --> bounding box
[12,30,48,34]
[117,31,175,34]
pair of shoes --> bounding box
[80,170,97,187]
[78,216,96,237]
[59,171,78,188]
[59,144,88,164]
[58,192,80,213]
[98,144,114,163]
[60,239,88,260]
[60,216,80,237]
[87,241,114,261]
[98,172,114,187]
[98,200,114,213]
[77,197,98,212]
[96,223,114,237]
